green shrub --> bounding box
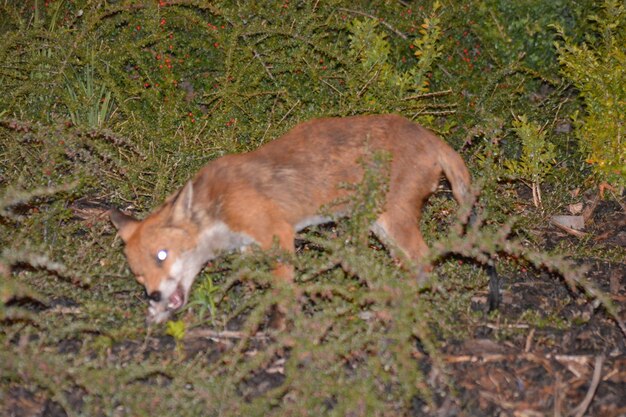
[347,1,443,99]
[472,0,596,72]
[0,2,460,414]
[504,115,556,208]
[2,2,622,416]
[554,0,626,188]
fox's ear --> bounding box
[171,181,194,223]
[109,209,139,242]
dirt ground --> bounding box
[3,200,625,417]
[441,199,625,416]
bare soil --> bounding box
[3,201,624,417]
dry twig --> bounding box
[569,355,604,417]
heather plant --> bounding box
[504,115,556,208]
[345,1,449,116]
[431,0,595,163]
[409,1,444,93]
[0,2,462,412]
[0,181,76,324]
[201,155,444,414]
[1,1,623,416]
[466,0,596,73]
[1,1,454,202]
[554,0,626,188]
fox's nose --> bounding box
[147,291,162,302]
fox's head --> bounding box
[110,182,211,324]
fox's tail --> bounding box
[437,142,472,205]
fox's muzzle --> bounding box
[145,284,187,325]
[147,290,161,302]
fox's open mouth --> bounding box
[167,286,185,311]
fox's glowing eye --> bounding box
[156,249,168,262]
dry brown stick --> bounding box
[524,327,535,352]
[402,89,453,100]
[444,352,552,370]
[277,99,301,126]
[570,355,604,417]
[185,328,269,341]
[241,33,275,81]
[319,77,342,95]
[550,218,588,238]
[581,191,600,223]
[411,109,457,118]
[357,66,382,97]
[554,373,563,417]
[616,316,626,339]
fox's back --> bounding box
[199,114,445,204]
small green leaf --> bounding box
[166,319,186,341]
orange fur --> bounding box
[110,114,471,323]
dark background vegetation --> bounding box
[1,1,624,416]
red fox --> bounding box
[110,114,471,324]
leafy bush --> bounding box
[470,0,596,72]
[504,115,556,208]
[1,1,623,416]
[554,0,626,188]
[0,2,462,414]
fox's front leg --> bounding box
[232,207,298,330]
[223,190,297,281]
[261,221,303,331]
[252,220,296,283]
